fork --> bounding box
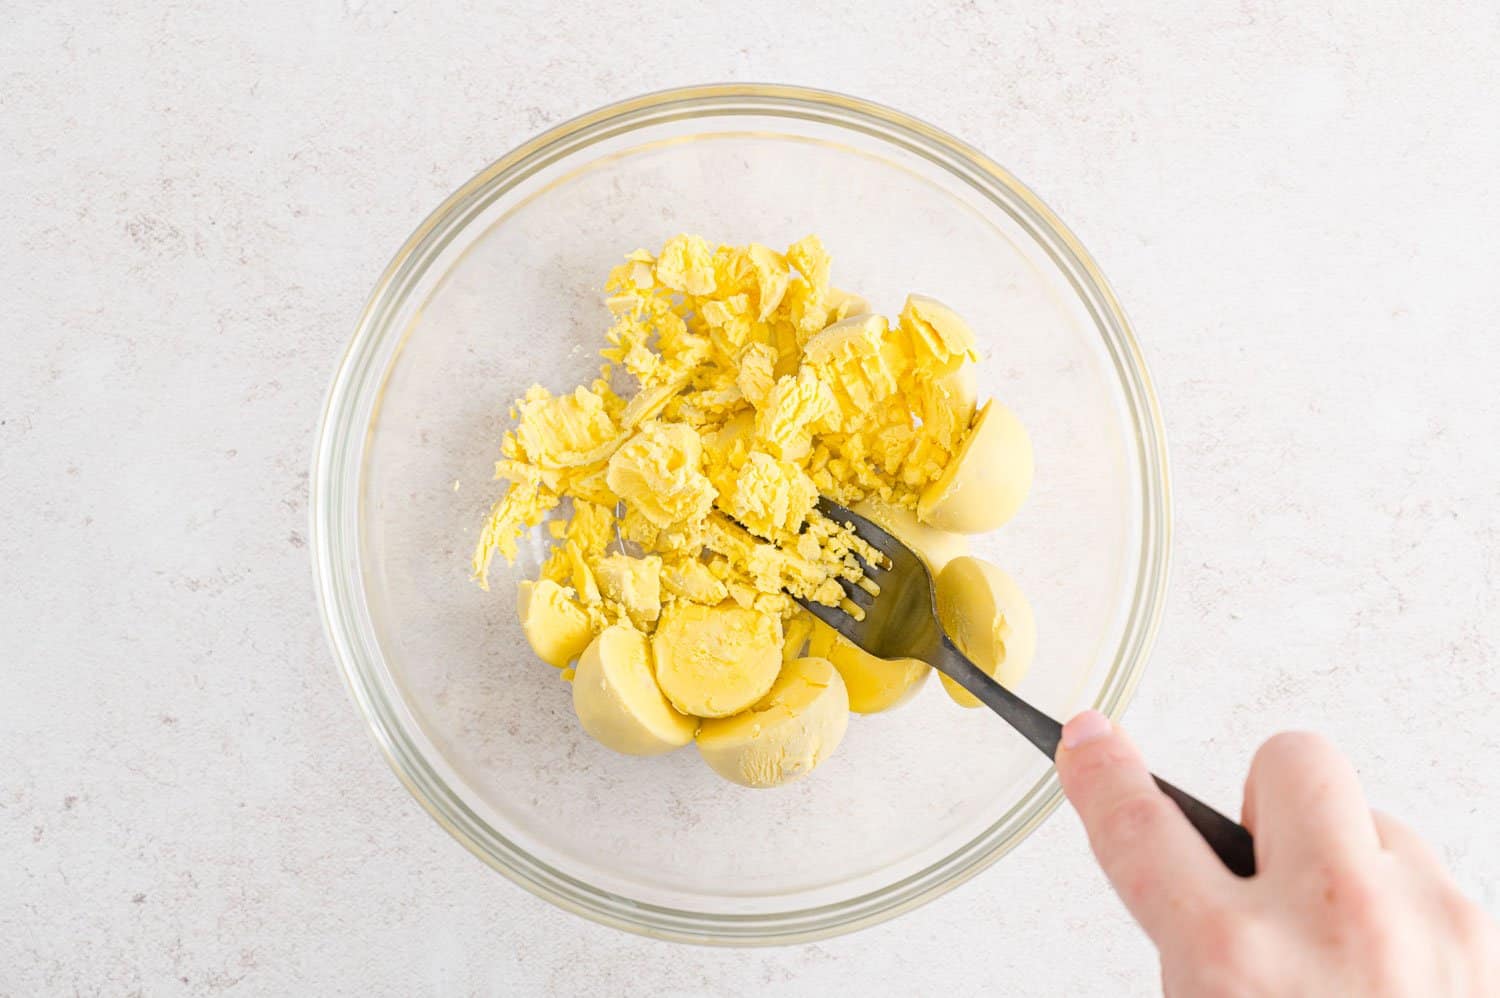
[798,497,1257,877]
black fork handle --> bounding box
[936,640,1257,877]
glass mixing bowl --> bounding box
[311,84,1170,944]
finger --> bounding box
[1373,810,1448,876]
[1056,711,1236,940]
[1244,731,1380,871]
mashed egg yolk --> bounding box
[471,234,1031,787]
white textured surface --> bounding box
[4,2,1498,994]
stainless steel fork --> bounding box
[798,497,1257,877]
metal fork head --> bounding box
[796,497,944,663]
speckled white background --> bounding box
[4,2,1499,995]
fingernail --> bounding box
[1061,710,1112,750]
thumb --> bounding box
[1055,711,1232,939]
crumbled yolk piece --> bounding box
[801,314,904,413]
[594,553,662,628]
[723,451,818,538]
[471,234,980,649]
[753,368,835,462]
[605,422,717,529]
[653,234,717,296]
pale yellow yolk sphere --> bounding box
[651,602,784,718]
[695,656,850,788]
[918,399,1034,534]
[573,625,696,755]
[937,362,979,422]
[934,556,1037,707]
[806,619,929,714]
[516,579,594,668]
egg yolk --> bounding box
[473,234,985,670]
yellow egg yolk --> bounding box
[472,235,994,668]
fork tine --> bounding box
[849,547,884,577]
[816,496,901,568]
[837,574,873,607]
[792,595,864,645]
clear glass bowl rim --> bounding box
[310,82,1172,945]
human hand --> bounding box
[1055,711,1499,996]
